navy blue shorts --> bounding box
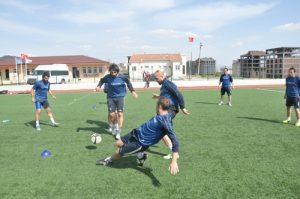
[35,100,50,109]
[221,87,231,96]
[119,129,148,156]
[107,97,124,113]
[286,97,299,109]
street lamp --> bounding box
[197,42,203,75]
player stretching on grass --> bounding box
[31,71,59,131]
[152,70,189,159]
[218,68,234,107]
[96,97,180,175]
[95,64,138,139]
[283,67,300,126]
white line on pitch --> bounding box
[256,88,284,93]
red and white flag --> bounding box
[188,36,194,42]
[20,53,29,59]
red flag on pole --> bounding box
[20,53,29,59]
[188,36,194,42]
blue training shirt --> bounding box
[33,80,50,102]
[136,112,179,153]
[286,76,300,98]
[97,74,134,98]
[160,79,185,109]
[220,74,233,88]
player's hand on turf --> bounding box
[169,161,179,175]
[181,108,190,115]
[131,91,138,99]
[152,93,159,99]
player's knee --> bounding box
[115,139,124,147]
[117,112,123,117]
[109,112,115,117]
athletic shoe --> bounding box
[218,101,223,106]
[96,157,112,166]
[282,119,291,124]
[163,154,172,160]
[137,153,147,166]
[51,122,59,127]
[295,121,300,127]
[36,125,41,131]
[228,103,232,107]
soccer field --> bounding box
[0,88,299,199]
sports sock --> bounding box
[50,117,55,124]
[287,117,291,121]
[36,121,40,126]
[105,156,113,163]
[136,152,144,159]
[168,143,173,152]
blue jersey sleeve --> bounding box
[32,81,38,90]
[165,80,185,109]
[160,117,179,153]
[122,75,134,92]
[219,74,224,83]
[97,75,108,88]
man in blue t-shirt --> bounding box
[31,72,58,131]
[95,64,138,139]
[283,67,300,126]
[152,70,189,159]
[96,97,180,175]
[218,68,234,107]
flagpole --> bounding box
[15,58,19,85]
[25,61,27,82]
[20,61,23,83]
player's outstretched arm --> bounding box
[169,152,179,175]
[31,88,35,103]
[181,108,190,115]
[131,91,138,98]
[48,90,56,100]
[152,93,160,99]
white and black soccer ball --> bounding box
[91,133,102,144]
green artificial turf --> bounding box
[0,88,299,199]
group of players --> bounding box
[31,64,298,175]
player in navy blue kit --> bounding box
[152,70,189,159]
[96,97,180,175]
[218,68,234,106]
[95,64,138,139]
[283,68,300,126]
[31,72,59,131]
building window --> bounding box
[132,66,136,71]
[176,65,181,70]
[99,67,103,73]
[88,67,92,74]
[93,67,97,74]
[27,69,31,75]
[83,67,87,74]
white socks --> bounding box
[50,117,55,124]
[136,152,144,159]
[36,121,40,126]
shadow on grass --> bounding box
[85,145,97,150]
[107,156,161,187]
[98,101,107,105]
[146,149,167,157]
[195,101,217,105]
[237,116,280,124]
[24,120,54,129]
[76,120,111,136]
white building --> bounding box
[128,53,187,80]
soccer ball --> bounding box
[91,133,102,144]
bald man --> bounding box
[152,70,189,159]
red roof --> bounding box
[129,53,182,63]
[0,55,109,66]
